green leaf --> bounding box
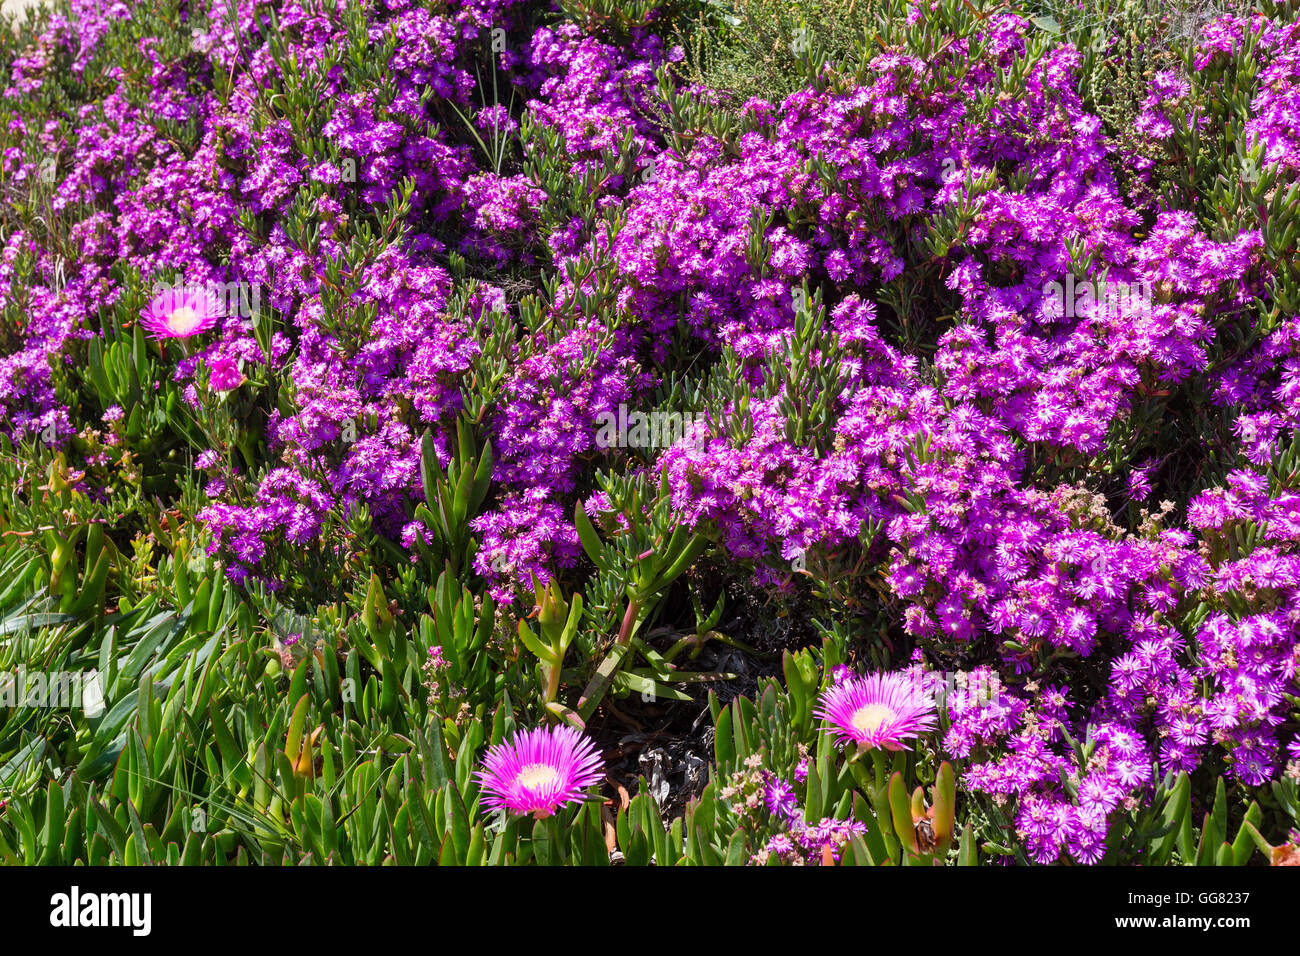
[611,671,692,702]
[573,501,611,573]
[515,620,554,665]
[931,762,955,850]
[1232,803,1262,866]
[420,429,446,506]
[958,823,977,866]
[713,698,735,769]
[888,772,918,856]
[89,798,128,862]
[1150,773,1189,866]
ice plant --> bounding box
[2,0,1300,867]
[206,355,244,391]
[815,672,938,752]
[140,287,221,339]
[476,725,605,819]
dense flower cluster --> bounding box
[4,1,1299,864]
[721,756,865,866]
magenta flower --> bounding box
[207,355,244,391]
[141,287,221,339]
[476,725,605,818]
[815,672,938,752]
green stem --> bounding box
[575,598,641,719]
[546,813,563,866]
[868,748,901,862]
[617,597,641,646]
[544,648,562,704]
[871,748,888,794]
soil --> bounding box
[587,565,824,823]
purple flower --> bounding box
[763,776,799,821]
[207,355,244,391]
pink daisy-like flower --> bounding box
[141,286,221,339]
[814,671,938,751]
[207,355,245,391]
[476,725,605,818]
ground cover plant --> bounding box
[0,0,1298,867]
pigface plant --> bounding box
[0,0,1299,874]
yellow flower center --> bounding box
[167,305,203,334]
[850,703,896,736]
[516,763,560,791]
